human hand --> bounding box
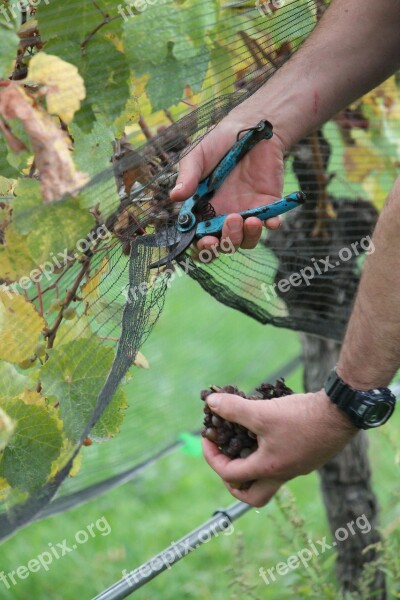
[170,110,287,252]
[202,388,357,507]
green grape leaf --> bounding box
[82,37,130,124]
[42,36,81,67]
[72,117,119,215]
[268,0,316,46]
[0,397,64,492]
[143,45,210,111]
[36,0,123,42]
[40,338,117,442]
[0,362,31,401]
[124,0,215,110]
[12,179,94,264]
[208,44,235,97]
[0,135,20,179]
[91,387,128,442]
[0,22,19,79]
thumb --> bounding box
[170,123,237,202]
[206,393,268,435]
[170,145,204,201]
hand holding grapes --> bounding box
[202,388,357,507]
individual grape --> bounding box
[204,428,218,442]
[18,357,37,370]
[49,299,63,312]
[62,307,77,320]
[239,447,253,459]
[34,342,47,358]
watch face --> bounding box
[364,401,394,427]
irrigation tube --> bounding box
[93,501,252,600]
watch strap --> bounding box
[324,368,357,409]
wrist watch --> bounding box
[324,367,396,429]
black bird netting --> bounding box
[0,0,398,541]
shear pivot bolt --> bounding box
[178,214,191,226]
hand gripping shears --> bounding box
[150,120,305,269]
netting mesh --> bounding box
[0,0,399,539]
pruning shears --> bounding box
[150,120,305,269]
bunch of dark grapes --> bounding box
[200,379,294,459]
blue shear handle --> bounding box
[196,191,306,238]
[207,120,273,193]
[177,120,273,232]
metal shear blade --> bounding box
[149,226,195,268]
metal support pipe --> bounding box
[93,501,252,600]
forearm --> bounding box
[337,178,400,389]
[238,0,400,148]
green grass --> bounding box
[1,277,399,600]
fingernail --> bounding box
[172,182,183,192]
[207,394,220,409]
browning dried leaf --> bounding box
[0,84,89,202]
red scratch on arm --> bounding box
[313,91,320,116]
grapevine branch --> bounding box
[238,31,278,71]
[44,257,91,348]
[309,132,335,238]
[81,1,120,49]
[139,115,170,164]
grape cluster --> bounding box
[200,379,294,460]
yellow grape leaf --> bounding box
[0,407,15,452]
[114,95,140,137]
[134,351,149,369]
[69,449,83,477]
[362,77,400,120]
[0,290,46,363]
[343,145,384,183]
[0,223,36,282]
[55,315,92,347]
[19,389,43,405]
[361,174,389,210]
[28,53,86,124]
[49,437,75,479]
[81,257,109,313]
[0,84,89,202]
[0,176,16,197]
